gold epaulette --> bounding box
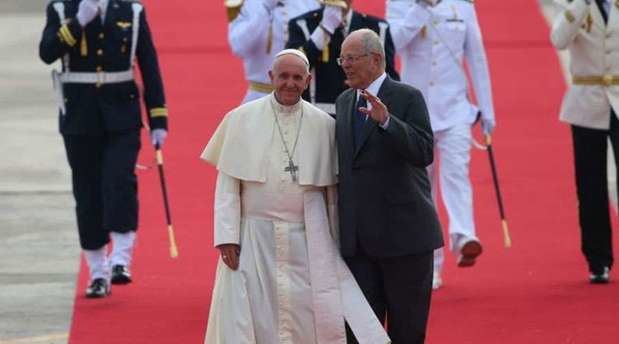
[225,0,244,22]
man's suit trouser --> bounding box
[571,108,618,273]
[344,251,433,344]
[63,130,141,250]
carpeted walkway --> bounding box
[68,1,619,343]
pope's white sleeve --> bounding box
[385,0,431,52]
[550,0,590,50]
[464,7,495,122]
[214,171,242,247]
[228,0,272,57]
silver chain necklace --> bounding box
[271,100,304,182]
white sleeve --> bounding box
[228,0,272,57]
[385,0,431,52]
[550,0,590,50]
[213,171,242,247]
[463,6,495,121]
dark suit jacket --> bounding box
[336,77,444,258]
[287,8,399,105]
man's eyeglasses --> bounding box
[336,54,369,66]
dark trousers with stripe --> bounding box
[63,130,141,250]
[571,108,618,273]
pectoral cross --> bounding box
[284,159,299,182]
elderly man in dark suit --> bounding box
[335,28,443,344]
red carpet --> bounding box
[68,1,619,343]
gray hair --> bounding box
[357,28,385,70]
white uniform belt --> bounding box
[314,102,336,114]
[59,70,134,84]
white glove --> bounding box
[481,117,495,135]
[262,0,280,11]
[320,5,343,34]
[151,129,168,147]
[76,0,100,27]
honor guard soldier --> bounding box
[226,0,320,104]
[386,0,496,290]
[39,0,169,298]
[551,0,619,284]
[286,0,399,115]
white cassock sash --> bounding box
[304,191,390,344]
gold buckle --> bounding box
[603,74,614,87]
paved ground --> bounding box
[0,1,77,343]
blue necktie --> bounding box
[353,94,367,150]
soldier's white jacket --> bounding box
[386,0,495,132]
[227,0,319,103]
[551,0,619,129]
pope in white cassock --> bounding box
[201,49,390,344]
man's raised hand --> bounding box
[359,90,389,125]
[76,0,100,27]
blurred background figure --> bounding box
[550,0,618,284]
[39,0,169,298]
[286,0,399,116]
[386,0,496,290]
[226,0,320,104]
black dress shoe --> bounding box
[111,265,132,285]
[85,278,111,298]
[589,267,610,284]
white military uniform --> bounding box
[201,94,390,344]
[386,0,495,277]
[550,0,618,280]
[551,0,619,128]
[227,0,320,103]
